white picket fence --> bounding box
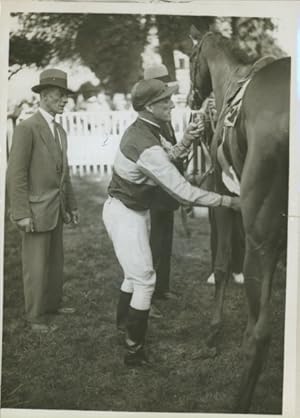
[7,109,191,176]
[55,109,190,176]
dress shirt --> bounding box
[39,108,62,148]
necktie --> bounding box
[52,120,61,151]
[52,121,63,174]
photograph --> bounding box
[0,1,299,417]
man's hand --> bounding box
[220,196,240,211]
[16,217,34,232]
[70,209,80,225]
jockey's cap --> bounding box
[131,79,178,112]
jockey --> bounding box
[102,79,240,367]
[144,64,183,317]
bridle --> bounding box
[187,32,216,183]
[180,32,215,236]
[189,31,214,110]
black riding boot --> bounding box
[116,291,132,332]
[124,307,150,367]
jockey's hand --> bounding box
[182,121,204,147]
[221,196,240,211]
[207,97,216,113]
[16,217,34,233]
[230,197,240,211]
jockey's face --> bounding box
[147,97,175,122]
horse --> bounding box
[189,31,290,412]
[186,93,245,350]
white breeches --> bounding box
[102,196,156,310]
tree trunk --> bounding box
[159,40,176,82]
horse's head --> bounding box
[188,32,214,110]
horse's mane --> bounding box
[210,31,257,65]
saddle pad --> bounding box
[217,136,241,196]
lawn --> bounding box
[1,176,285,413]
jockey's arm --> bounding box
[137,144,239,210]
[161,119,206,162]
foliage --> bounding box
[75,14,150,94]
[9,13,83,80]
[9,13,286,91]
[155,15,215,80]
[230,18,286,61]
[9,34,51,79]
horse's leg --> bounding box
[206,206,233,348]
[231,211,245,278]
[236,235,282,413]
[234,143,287,413]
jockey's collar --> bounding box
[138,116,160,129]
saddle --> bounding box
[216,55,276,195]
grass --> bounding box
[1,176,285,413]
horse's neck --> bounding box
[208,54,248,114]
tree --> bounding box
[75,14,150,94]
[9,34,51,79]
[10,13,286,92]
[9,13,84,79]
[155,15,214,80]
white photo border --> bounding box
[0,1,299,418]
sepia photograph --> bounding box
[0,1,299,417]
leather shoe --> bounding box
[57,307,76,314]
[124,346,151,367]
[31,323,58,333]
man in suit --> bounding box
[144,65,181,310]
[6,68,79,333]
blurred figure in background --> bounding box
[142,65,183,320]
[78,82,103,112]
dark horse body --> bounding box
[190,32,290,412]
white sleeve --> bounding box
[137,145,222,207]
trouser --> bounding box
[209,207,245,274]
[102,196,156,311]
[150,209,174,296]
[21,216,64,323]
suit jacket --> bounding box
[6,111,77,232]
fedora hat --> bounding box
[131,79,178,112]
[32,68,74,94]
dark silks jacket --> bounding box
[108,116,222,211]
[6,111,77,232]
